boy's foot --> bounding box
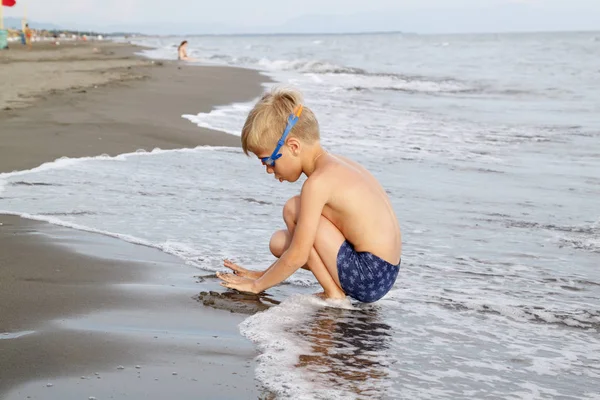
[315,291,346,301]
[223,259,263,280]
[315,292,328,300]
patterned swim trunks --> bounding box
[336,240,400,303]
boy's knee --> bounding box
[283,195,301,225]
[269,230,290,258]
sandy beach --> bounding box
[0,41,272,398]
[0,41,268,172]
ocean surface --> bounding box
[2,32,600,399]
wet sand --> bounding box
[0,42,272,398]
[0,215,263,399]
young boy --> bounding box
[217,87,401,303]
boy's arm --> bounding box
[251,177,330,293]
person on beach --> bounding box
[217,87,402,303]
[24,24,33,50]
[177,40,195,61]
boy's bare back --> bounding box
[305,153,401,266]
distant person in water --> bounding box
[177,40,196,61]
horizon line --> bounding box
[3,17,599,37]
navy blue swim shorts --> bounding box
[336,240,400,303]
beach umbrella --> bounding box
[1,0,17,31]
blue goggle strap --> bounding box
[261,106,303,165]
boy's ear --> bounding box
[286,137,301,155]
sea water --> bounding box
[1,32,599,399]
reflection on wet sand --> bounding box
[296,306,394,399]
[194,290,281,315]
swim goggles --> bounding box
[260,105,303,167]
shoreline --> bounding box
[0,41,272,398]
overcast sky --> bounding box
[3,0,599,34]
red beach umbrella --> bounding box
[1,0,17,34]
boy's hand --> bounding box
[223,259,263,279]
[217,271,259,294]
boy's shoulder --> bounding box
[306,154,345,181]
[301,154,362,195]
[316,153,367,178]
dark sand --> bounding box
[0,42,273,398]
[0,215,264,399]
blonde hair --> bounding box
[241,86,320,156]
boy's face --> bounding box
[256,141,303,183]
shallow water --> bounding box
[2,31,599,398]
